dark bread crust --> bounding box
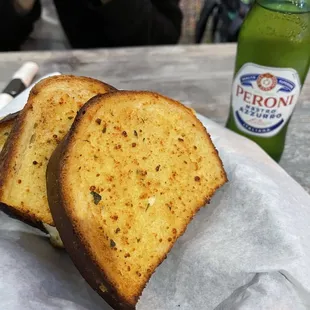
[47,91,227,309]
[0,202,47,233]
[0,112,48,231]
[0,75,116,231]
[0,112,20,151]
[0,112,19,126]
[0,102,29,197]
[47,133,135,310]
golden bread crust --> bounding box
[47,91,227,309]
[0,75,115,227]
[0,112,19,153]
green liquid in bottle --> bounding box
[226,0,310,162]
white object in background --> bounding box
[12,61,39,88]
[0,72,61,118]
[0,94,13,111]
[0,62,40,110]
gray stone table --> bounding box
[0,43,309,192]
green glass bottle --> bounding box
[226,0,310,162]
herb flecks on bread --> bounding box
[47,91,227,309]
[0,75,115,227]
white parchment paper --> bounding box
[1,86,310,310]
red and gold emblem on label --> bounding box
[257,73,277,91]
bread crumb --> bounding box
[99,284,108,293]
[148,196,156,207]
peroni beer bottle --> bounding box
[226,0,310,161]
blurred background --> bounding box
[19,0,253,51]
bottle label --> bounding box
[231,63,301,137]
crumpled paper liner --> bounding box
[0,110,309,310]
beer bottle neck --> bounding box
[257,0,310,12]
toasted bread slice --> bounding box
[47,91,227,309]
[0,75,115,227]
[0,112,19,152]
